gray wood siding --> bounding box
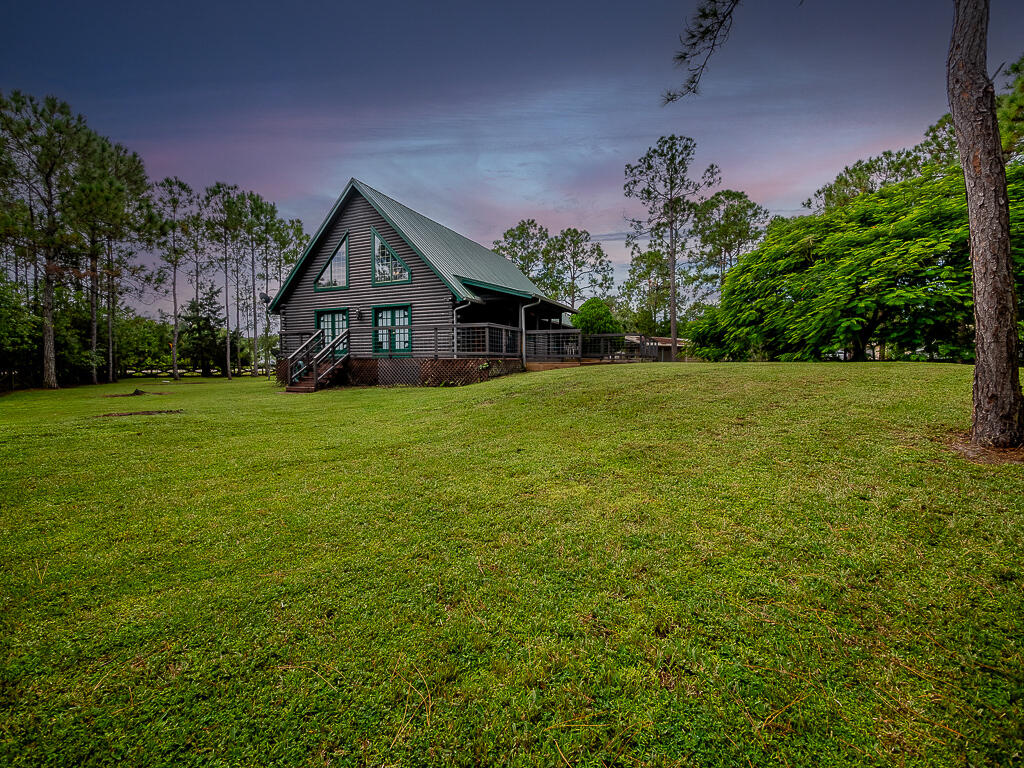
[278,192,456,357]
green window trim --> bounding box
[370,227,412,286]
[314,232,350,291]
[372,303,412,356]
[314,308,350,356]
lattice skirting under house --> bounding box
[277,357,524,388]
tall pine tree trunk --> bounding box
[171,262,180,380]
[948,0,1024,447]
[90,244,98,386]
[251,245,258,376]
[669,217,678,361]
[234,260,242,376]
[41,254,57,389]
[106,241,116,383]
[223,238,232,381]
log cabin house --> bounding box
[270,179,656,390]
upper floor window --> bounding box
[372,229,411,285]
[315,234,348,290]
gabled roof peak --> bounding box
[271,179,565,312]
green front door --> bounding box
[316,310,349,357]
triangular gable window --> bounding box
[372,229,411,285]
[315,234,348,290]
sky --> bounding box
[3,0,1023,286]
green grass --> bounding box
[1,364,1022,766]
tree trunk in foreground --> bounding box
[948,0,1024,447]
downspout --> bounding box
[453,299,471,358]
[520,296,543,366]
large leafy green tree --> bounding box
[571,297,623,334]
[803,150,925,214]
[691,165,1023,363]
[625,135,719,358]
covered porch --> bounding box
[279,321,658,390]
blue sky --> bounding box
[3,0,1023,281]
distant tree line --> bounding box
[0,91,307,389]
[492,138,770,349]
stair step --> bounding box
[286,354,349,392]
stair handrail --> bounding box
[287,329,324,362]
[312,329,348,367]
[289,329,324,384]
[314,329,350,387]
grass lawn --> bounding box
[1,364,1022,766]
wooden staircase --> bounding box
[284,329,351,393]
[286,357,349,393]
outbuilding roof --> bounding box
[270,178,570,312]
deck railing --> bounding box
[281,324,523,359]
[525,329,582,361]
[279,325,657,364]
[525,330,658,362]
[456,323,522,357]
[582,333,659,361]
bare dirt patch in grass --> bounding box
[95,409,183,417]
[102,389,170,398]
[946,430,1024,464]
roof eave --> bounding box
[539,296,576,314]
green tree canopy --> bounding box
[571,297,623,334]
[691,164,1024,362]
[689,188,769,294]
[618,247,670,335]
[546,227,612,309]
[492,218,555,293]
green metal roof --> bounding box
[271,178,570,312]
